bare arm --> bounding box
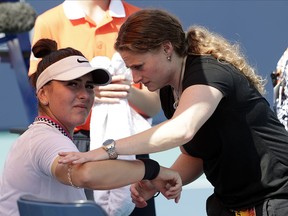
[94,75,160,117]
[115,85,223,154]
[53,157,145,190]
[59,84,223,162]
[130,146,202,207]
[52,157,182,201]
[128,85,160,117]
[170,146,203,186]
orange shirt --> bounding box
[29,1,140,131]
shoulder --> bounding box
[186,55,239,78]
[27,123,77,152]
[36,4,64,21]
[20,124,78,175]
[184,55,238,97]
[33,4,66,39]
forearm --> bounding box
[128,86,160,117]
[72,160,145,190]
[115,117,195,155]
[170,151,203,186]
[116,86,222,156]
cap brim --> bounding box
[36,56,112,92]
[53,66,111,86]
[91,68,112,86]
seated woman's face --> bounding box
[41,73,95,131]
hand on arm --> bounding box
[56,153,182,198]
[130,149,201,209]
[130,180,158,208]
[151,166,182,202]
[58,147,108,164]
[54,158,146,189]
[130,166,182,208]
[59,86,222,164]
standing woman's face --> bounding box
[41,73,95,131]
[120,49,175,92]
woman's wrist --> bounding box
[138,158,160,180]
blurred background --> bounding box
[1,0,288,130]
[1,1,288,215]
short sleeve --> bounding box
[183,56,235,98]
[29,125,78,177]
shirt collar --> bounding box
[63,0,125,20]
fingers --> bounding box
[94,96,122,104]
[162,182,182,203]
[130,181,158,208]
[58,152,86,164]
[96,83,131,92]
[132,199,148,208]
[152,169,183,203]
[130,183,148,208]
[111,74,126,82]
[94,75,132,102]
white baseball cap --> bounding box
[36,55,111,92]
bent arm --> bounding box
[58,85,223,163]
[53,156,182,201]
[115,85,223,155]
[94,75,161,117]
[52,157,145,190]
[170,147,203,186]
[128,85,161,117]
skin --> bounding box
[94,75,160,117]
[37,73,182,202]
[58,42,224,202]
[131,148,204,207]
[76,0,110,25]
[38,74,95,135]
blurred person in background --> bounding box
[271,48,288,131]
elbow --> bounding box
[177,125,196,145]
[184,129,195,143]
[73,164,100,189]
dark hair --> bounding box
[29,39,84,88]
[115,9,187,57]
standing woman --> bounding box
[59,9,288,216]
[0,38,182,216]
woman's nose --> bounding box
[131,71,142,83]
[78,87,92,100]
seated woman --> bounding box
[0,39,182,216]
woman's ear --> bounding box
[37,88,49,106]
[162,41,173,61]
[162,41,173,53]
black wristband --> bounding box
[139,158,160,180]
